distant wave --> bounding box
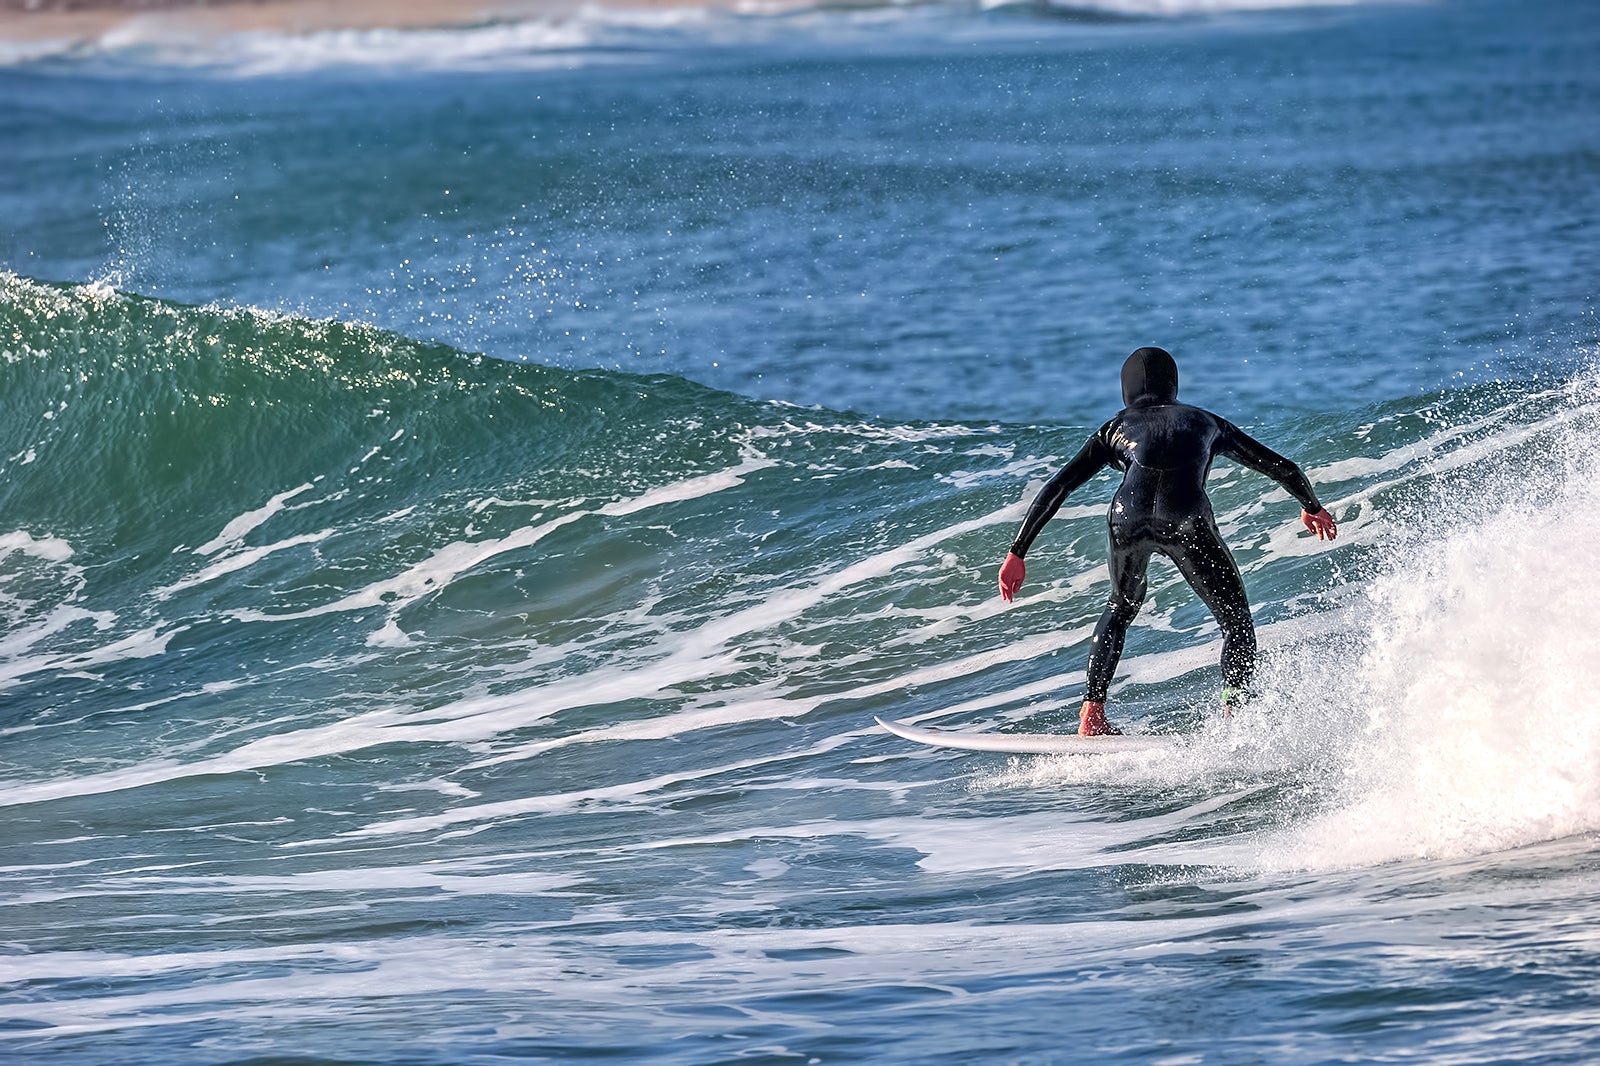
[2,0,1373,73]
[1024,0,1364,14]
[2,8,693,74]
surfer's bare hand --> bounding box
[998,552,1026,602]
[1302,508,1337,541]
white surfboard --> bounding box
[875,716,1177,755]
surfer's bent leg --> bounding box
[1170,523,1256,697]
[1085,531,1152,703]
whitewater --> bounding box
[3,0,1599,1061]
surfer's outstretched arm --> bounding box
[998,431,1113,601]
[1216,420,1338,540]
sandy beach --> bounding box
[0,0,733,45]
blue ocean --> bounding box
[2,0,1599,1060]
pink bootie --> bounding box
[1079,701,1123,737]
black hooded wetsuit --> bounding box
[1008,348,1325,702]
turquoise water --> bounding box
[2,0,1599,1061]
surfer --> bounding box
[996,347,1337,736]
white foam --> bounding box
[0,529,157,694]
[156,530,334,599]
[228,451,774,628]
[1258,378,1600,869]
[192,483,318,556]
[0,530,74,564]
[1266,498,1600,867]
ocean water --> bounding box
[2,0,1599,1061]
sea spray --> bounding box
[1266,369,1600,868]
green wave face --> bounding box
[0,274,1010,774]
[0,272,752,561]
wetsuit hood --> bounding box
[1121,347,1179,407]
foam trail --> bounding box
[0,489,1064,810]
[155,531,334,599]
[457,501,1040,771]
[193,483,318,555]
[226,451,775,626]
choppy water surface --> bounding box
[2,0,1598,1061]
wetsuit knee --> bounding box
[1104,593,1142,626]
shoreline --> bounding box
[0,0,751,45]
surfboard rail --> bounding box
[875,716,1176,755]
